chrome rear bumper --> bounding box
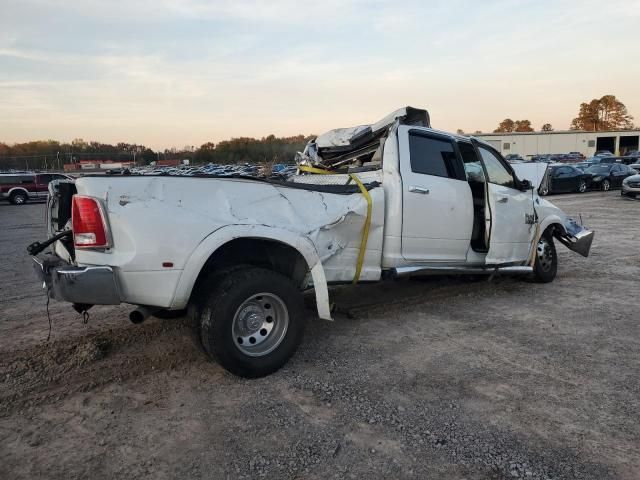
[32,255,121,305]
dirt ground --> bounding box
[0,191,638,479]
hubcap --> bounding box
[14,195,25,204]
[603,181,610,191]
[536,237,554,272]
[232,293,289,357]
[579,181,586,192]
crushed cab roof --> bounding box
[296,107,430,170]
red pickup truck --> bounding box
[0,172,73,205]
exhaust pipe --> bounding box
[129,306,155,324]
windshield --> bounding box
[586,165,611,174]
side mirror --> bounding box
[519,179,533,191]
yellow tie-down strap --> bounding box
[297,165,372,284]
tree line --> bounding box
[2,94,635,171]
[484,94,635,134]
[0,135,314,171]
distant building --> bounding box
[475,130,640,158]
[156,159,182,166]
[63,159,134,171]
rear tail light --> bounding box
[71,195,111,249]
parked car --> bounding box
[539,165,592,195]
[568,152,585,160]
[106,168,131,175]
[504,154,525,163]
[29,107,593,378]
[0,172,73,205]
[585,156,619,165]
[594,150,614,157]
[623,149,640,159]
[621,172,640,198]
[529,154,552,163]
[574,162,590,171]
[585,164,636,191]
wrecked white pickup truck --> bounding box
[30,107,593,377]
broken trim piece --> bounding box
[555,218,594,257]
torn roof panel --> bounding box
[315,106,429,152]
[297,106,430,169]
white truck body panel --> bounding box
[484,182,537,264]
[73,176,384,315]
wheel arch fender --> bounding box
[538,214,566,237]
[8,187,29,198]
[171,224,332,320]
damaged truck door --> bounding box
[399,127,473,262]
[30,107,595,378]
[476,144,537,265]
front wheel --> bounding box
[533,232,557,283]
[195,267,306,378]
[601,179,611,191]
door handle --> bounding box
[409,186,430,194]
[497,196,509,203]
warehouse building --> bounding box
[475,130,640,158]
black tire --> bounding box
[195,267,306,378]
[601,179,610,191]
[10,191,28,205]
[533,230,557,283]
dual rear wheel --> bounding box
[192,267,306,378]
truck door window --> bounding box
[458,142,485,182]
[408,133,464,180]
[477,146,515,188]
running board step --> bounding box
[393,265,533,276]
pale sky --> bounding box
[1,0,639,149]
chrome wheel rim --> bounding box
[536,237,554,272]
[603,180,610,191]
[232,293,288,357]
[579,180,586,192]
[14,195,25,204]
[539,186,548,196]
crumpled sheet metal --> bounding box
[315,125,372,150]
[296,106,430,169]
[95,176,385,283]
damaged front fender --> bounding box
[554,217,594,257]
